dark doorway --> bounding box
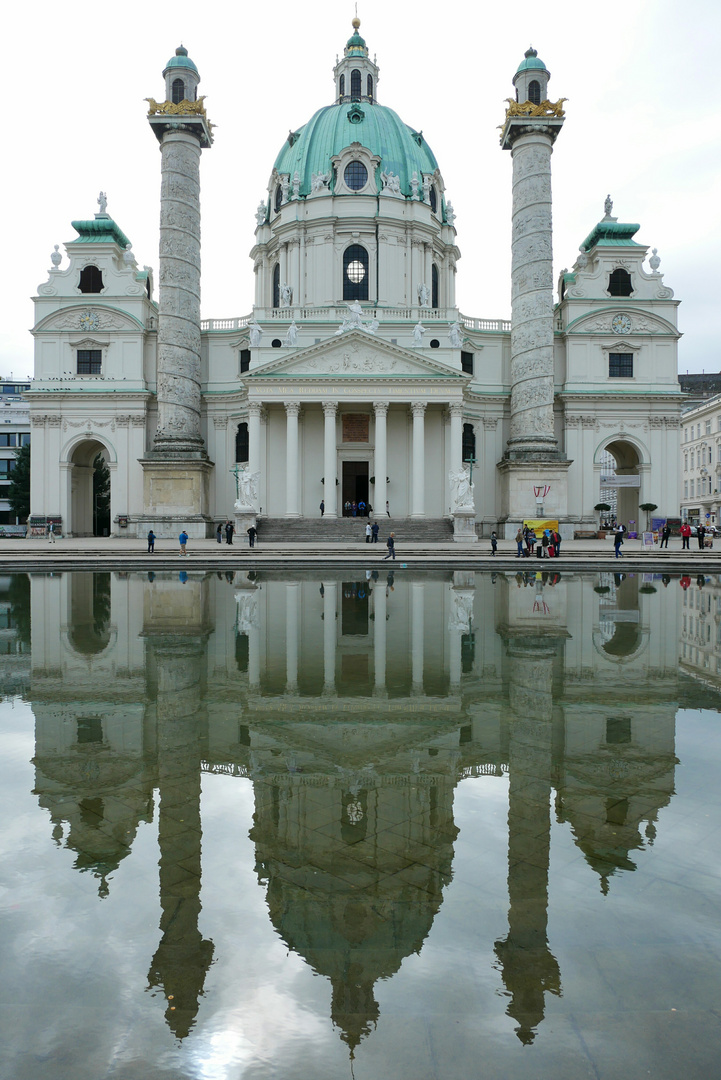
[342,461,369,513]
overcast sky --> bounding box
[2,0,718,378]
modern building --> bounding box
[0,379,31,528]
[27,23,683,537]
[680,395,721,526]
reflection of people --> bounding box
[386,500,390,517]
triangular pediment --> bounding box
[247,331,466,380]
[34,305,145,333]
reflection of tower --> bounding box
[495,626,562,1044]
[146,578,213,1039]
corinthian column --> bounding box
[322,401,338,518]
[373,401,388,517]
[410,402,426,519]
[285,402,301,518]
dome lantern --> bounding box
[512,46,550,106]
[163,45,200,105]
[333,17,379,105]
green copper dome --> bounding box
[516,46,547,73]
[165,45,198,73]
[273,102,439,199]
[345,16,368,55]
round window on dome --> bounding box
[344,160,368,190]
[346,260,365,284]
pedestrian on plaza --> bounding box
[515,528,524,557]
[491,531,498,556]
[179,529,189,557]
[681,521,691,550]
[660,523,671,548]
[553,529,562,557]
[542,530,550,558]
[47,522,55,544]
[351,501,357,517]
[371,521,379,543]
[383,532,396,560]
[225,520,235,545]
[216,523,223,544]
[365,522,372,543]
[359,500,367,517]
[386,500,390,517]
[344,501,351,516]
[697,524,706,550]
[614,526,624,558]
[320,500,325,517]
[247,525,257,548]
[147,529,155,553]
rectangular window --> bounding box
[77,349,102,375]
[684,480,688,498]
[0,459,15,474]
[609,352,633,378]
[691,480,695,498]
[240,348,251,373]
[707,420,712,435]
[684,454,688,471]
[461,351,474,375]
[691,452,695,469]
[20,433,30,447]
[0,433,16,447]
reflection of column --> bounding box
[322,402,338,518]
[286,582,299,691]
[374,583,387,693]
[411,402,426,519]
[411,582,424,690]
[323,580,337,692]
[449,403,463,475]
[495,638,560,1045]
[373,401,388,517]
[285,402,300,518]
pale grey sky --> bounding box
[2,0,718,376]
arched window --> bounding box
[274,184,283,212]
[78,265,103,293]
[339,74,345,98]
[431,264,439,309]
[272,264,280,308]
[608,268,633,297]
[236,423,249,463]
[429,186,437,214]
[350,69,361,101]
[172,78,185,104]
[528,80,541,105]
[240,349,250,373]
[343,244,369,301]
[462,423,476,463]
[367,74,373,101]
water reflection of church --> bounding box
[10,568,695,1048]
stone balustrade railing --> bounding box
[200,308,511,333]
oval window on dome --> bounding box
[344,160,368,190]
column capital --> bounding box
[248,401,264,418]
[410,401,427,418]
[284,401,301,417]
[448,403,464,419]
[322,400,338,416]
[373,400,390,417]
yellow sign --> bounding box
[523,520,559,535]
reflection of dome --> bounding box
[273,103,439,199]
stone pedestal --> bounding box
[136,458,214,538]
[233,507,258,541]
[451,510,478,543]
[497,460,571,539]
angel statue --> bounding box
[236,467,260,509]
[97,191,108,215]
[449,465,475,512]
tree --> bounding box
[639,502,658,531]
[8,442,30,522]
[92,452,111,536]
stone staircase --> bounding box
[256,516,454,543]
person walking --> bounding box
[697,524,706,551]
[385,500,390,517]
[147,529,155,553]
[515,528,524,557]
[490,531,498,556]
[371,521,379,543]
[216,523,223,544]
[365,522,372,543]
[614,526,624,558]
[553,528,562,557]
[225,520,235,545]
[660,523,671,548]
[383,532,396,560]
[179,529,188,557]
[247,525,257,548]
[320,500,325,517]
[681,521,691,550]
[47,522,56,544]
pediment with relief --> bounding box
[34,306,145,333]
[567,308,677,336]
[248,332,465,380]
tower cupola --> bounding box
[163,45,200,105]
[333,18,379,104]
[512,47,550,105]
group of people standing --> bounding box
[216,521,236,545]
[515,525,562,559]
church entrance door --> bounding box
[342,461,369,514]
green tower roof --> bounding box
[70,217,131,248]
[581,220,642,251]
[516,47,548,74]
[165,45,198,73]
[345,16,368,55]
[273,103,439,200]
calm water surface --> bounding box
[1,568,721,1080]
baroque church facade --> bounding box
[28,22,682,537]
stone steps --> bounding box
[256,516,454,542]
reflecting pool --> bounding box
[2,569,721,1079]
